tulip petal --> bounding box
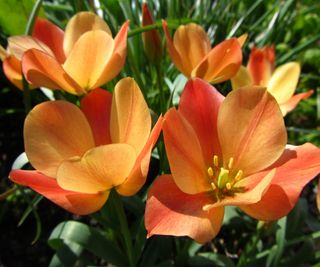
[10,170,108,215]
[116,116,163,196]
[162,20,188,76]
[22,48,84,95]
[57,144,136,194]
[3,56,23,89]
[247,46,275,86]
[280,90,313,116]
[91,21,129,88]
[110,77,151,154]
[179,78,223,164]
[80,88,112,146]
[163,108,210,194]
[63,11,111,57]
[145,175,224,244]
[192,38,242,83]
[8,35,55,60]
[32,18,65,63]
[241,143,320,220]
[237,33,248,47]
[25,101,95,177]
[63,30,114,90]
[267,62,301,104]
[317,179,320,212]
[231,65,253,90]
[218,87,287,176]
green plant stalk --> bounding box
[111,190,135,267]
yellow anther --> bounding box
[234,170,243,181]
[211,182,216,191]
[228,157,234,169]
[213,155,219,167]
[207,167,214,177]
[226,182,232,190]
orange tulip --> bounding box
[9,78,162,215]
[145,78,320,243]
[3,12,128,95]
[231,46,313,115]
[162,21,242,83]
[1,17,65,90]
[142,3,163,64]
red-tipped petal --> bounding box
[145,175,224,244]
[179,78,224,164]
[10,170,108,215]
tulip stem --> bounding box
[111,190,135,267]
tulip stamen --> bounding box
[207,167,214,177]
[228,157,234,169]
[213,155,219,167]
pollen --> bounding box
[228,157,234,169]
[207,167,214,177]
[235,170,243,181]
[213,155,219,167]
[226,182,232,190]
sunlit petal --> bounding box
[280,90,313,116]
[231,65,252,90]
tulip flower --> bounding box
[145,78,320,243]
[231,46,313,115]
[9,78,162,215]
[0,17,65,90]
[162,21,242,83]
[142,3,163,64]
[2,12,128,95]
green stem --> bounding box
[111,190,134,267]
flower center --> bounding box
[207,155,245,201]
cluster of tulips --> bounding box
[2,6,320,244]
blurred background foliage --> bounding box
[0,0,319,266]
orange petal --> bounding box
[267,62,301,104]
[191,38,242,83]
[145,175,224,244]
[162,20,188,76]
[218,87,287,176]
[231,65,253,90]
[116,116,163,196]
[24,101,95,177]
[10,170,108,215]
[110,77,151,154]
[247,46,275,86]
[22,48,84,95]
[280,90,313,116]
[163,108,210,194]
[179,78,223,165]
[241,143,320,220]
[63,30,114,90]
[80,88,112,146]
[173,23,211,75]
[91,21,129,88]
[63,11,111,57]
[237,33,248,47]
[32,18,66,63]
[8,35,55,60]
[3,56,23,89]
[317,179,320,212]
[57,144,136,194]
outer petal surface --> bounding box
[231,65,253,90]
[280,90,313,116]
[3,56,23,89]
[57,144,136,194]
[179,79,223,164]
[163,108,210,194]
[33,18,65,63]
[63,30,114,90]
[116,116,163,196]
[145,175,224,244]
[241,143,320,220]
[63,11,111,57]
[24,101,95,177]
[218,87,287,176]
[10,170,108,215]
[81,88,112,146]
[191,38,242,83]
[22,49,84,95]
[267,62,300,104]
[317,179,320,212]
[110,78,151,154]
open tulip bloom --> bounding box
[9,78,162,215]
[162,21,242,83]
[2,12,128,95]
[145,78,320,243]
[231,46,313,115]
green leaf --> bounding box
[189,253,235,267]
